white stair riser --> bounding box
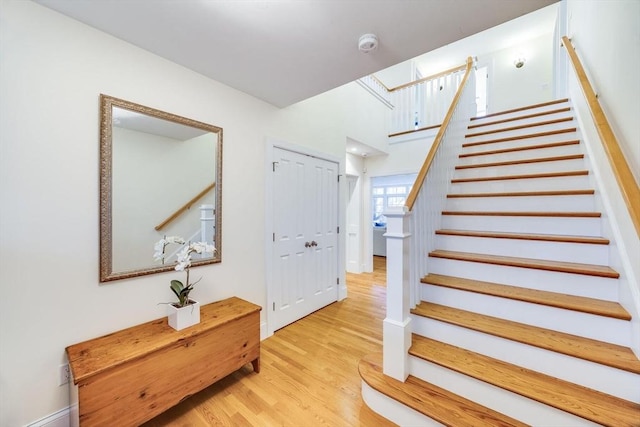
[461,133,579,155]
[440,214,602,236]
[420,284,628,345]
[454,158,586,179]
[449,174,591,193]
[411,317,639,403]
[459,144,582,165]
[408,355,602,426]
[361,382,442,427]
[467,110,573,133]
[434,234,609,265]
[445,194,595,212]
[473,102,571,123]
[465,120,576,144]
[427,257,619,301]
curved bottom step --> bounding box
[359,353,527,427]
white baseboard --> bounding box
[260,320,269,340]
[27,407,69,427]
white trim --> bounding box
[264,138,345,338]
[27,407,69,427]
[361,381,441,426]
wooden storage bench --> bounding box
[66,297,261,426]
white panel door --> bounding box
[272,147,339,331]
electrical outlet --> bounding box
[59,364,70,386]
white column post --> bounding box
[383,206,412,381]
[199,204,215,258]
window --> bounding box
[372,184,413,227]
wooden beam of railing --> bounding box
[405,57,474,211]
[155,182,216,231]
[387,63,467,93]
[562,36,640,237]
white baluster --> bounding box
[199,204,214,258]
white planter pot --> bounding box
[167,300,200,331]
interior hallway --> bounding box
[143,256,394,426]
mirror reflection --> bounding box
[100,95,222,282]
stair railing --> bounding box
[356,74,393,108]
[561,36,640,238]
[383,57,476,381]
[155,182,215,231]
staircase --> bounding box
[360,99,640,426]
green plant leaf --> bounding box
[170,280,184,300]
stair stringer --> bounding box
[570,91,640,357]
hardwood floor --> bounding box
[143,257,395,427]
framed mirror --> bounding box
[99,94,222,282]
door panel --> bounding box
[272,148,339,331]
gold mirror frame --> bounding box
[99,94,222,282]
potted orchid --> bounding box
[154,236,216,330]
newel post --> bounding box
[383,206,412,381]
[200,204,215,250]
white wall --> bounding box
[365,132,437,179]
[0,1,388,425]
[481,32,554,113]
[346,153,365,273]
[566,0,640,183]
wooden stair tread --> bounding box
[451,170,588,183]
[465,117,574,138]
[442,211,601,218]
[429,249,619,278]
[435,229,609,245]
[421,273,628,320]
[412,303,639,374]
[462,128,577,148]
[459,140,580,158]
[409,335,640,427]
[358,353,529,427]
[455,154,584,170]
[471,99,569,121]
[468,107,571,129]
[447,189,594,198]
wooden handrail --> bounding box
[387,63,467,93]
[155,182,216,231]
[405,57,474,211]
[562,36,640,237]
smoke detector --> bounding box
[358,34,378,53]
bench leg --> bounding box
[251,357,260,373]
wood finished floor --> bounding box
[143,257,395,427]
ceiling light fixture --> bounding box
[358,34,378,53]
[514,55,526,68]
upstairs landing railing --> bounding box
[383,57,476,381]
[357,62,469,137]
[389,63,468,136]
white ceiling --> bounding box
[34,0,557,108]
